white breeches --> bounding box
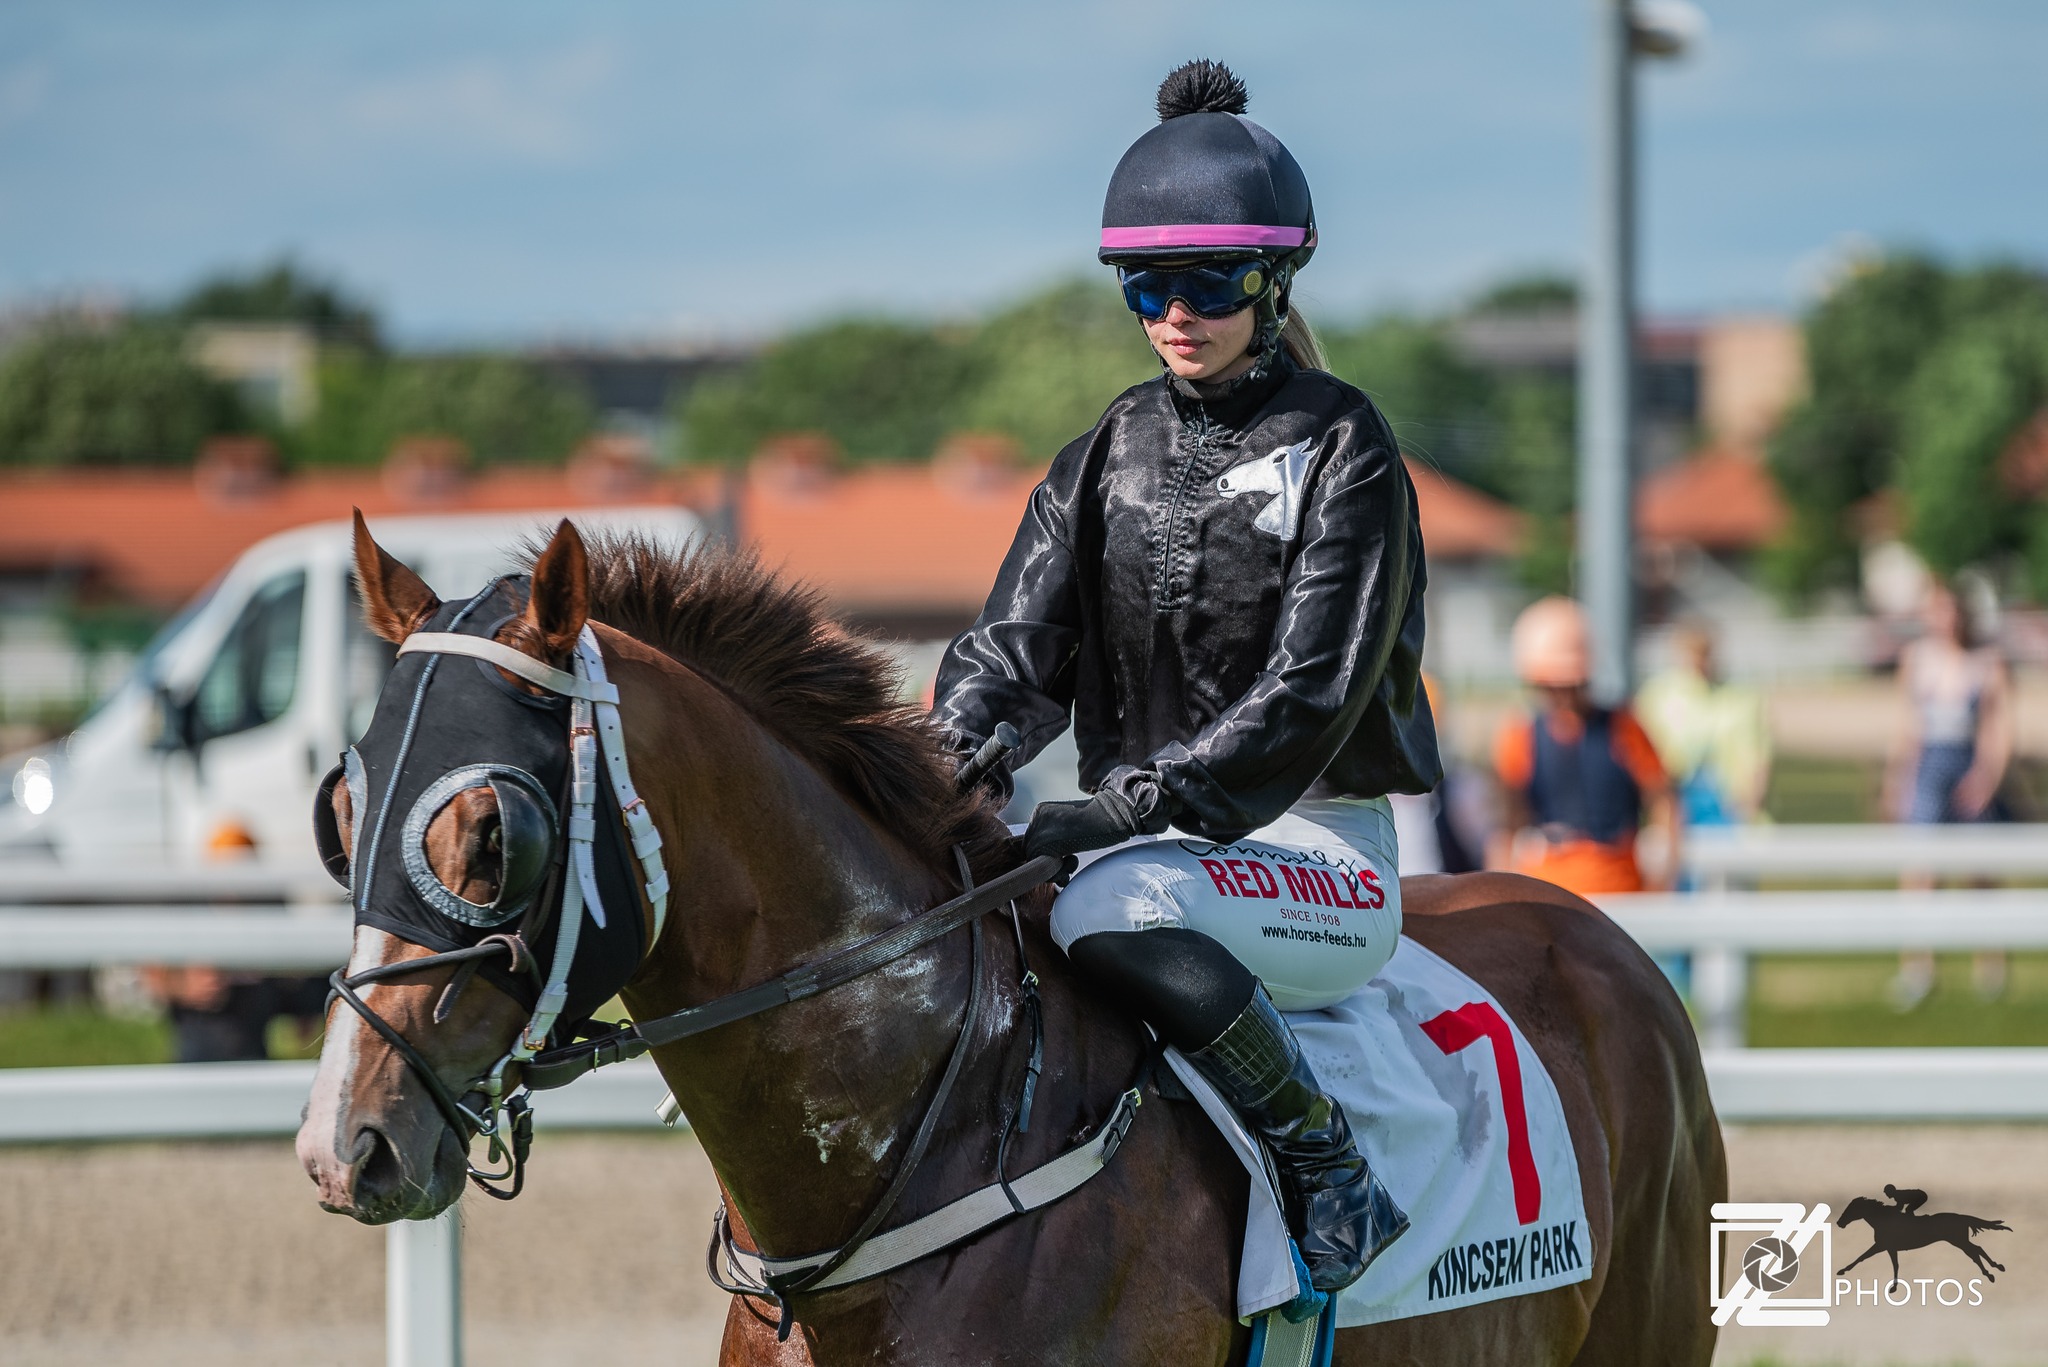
[1048,797,1403,1011]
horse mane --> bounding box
[529,530,1015,879]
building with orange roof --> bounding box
[0,434,716,610]
[0,432,1526,641]
[1636,445,1789,553]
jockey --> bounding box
[931,59,1441,1292]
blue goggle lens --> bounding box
[1118,260,1271,321]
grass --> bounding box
[1764,754,2048,825]
[0,1004,323,1068]
[1745,952,2048,1047]
[0,1003,172,1067]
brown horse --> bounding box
[299,518,1725,1365]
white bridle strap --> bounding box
[399,632,620,703]
[578,632,671,941]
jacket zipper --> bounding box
[1154,411,1216,612]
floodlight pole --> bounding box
[1578,0,1639,704]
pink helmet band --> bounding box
[1100,224,1310,251]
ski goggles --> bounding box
[1117,259,1273,321]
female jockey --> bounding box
[931,59,1440,1293]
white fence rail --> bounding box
[0,909,352,968]
[0,1058,675,1143]
[1597,888,2048,1048]
[1602,888,2048,951]
[7,886,2044,1047]
[0,861,344,904]
[6,1052,2048,1145]
[1683,823,2048,882]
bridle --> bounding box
[325,617,670,1199]
[323,602,1140,1339]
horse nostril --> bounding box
[354,1126,407,1203]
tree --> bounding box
[175,258,380,348]
[679,318,982,464]
[1321,309,1574,589]
[1494,377,1578,593]
[0,321,244,466]
[1468,273,1577,315]
[957,280,1157,458]
[1894,321,2045,576]
[1766,254,2048,600]
[288,352,594,466]
[1320,316,1500,494]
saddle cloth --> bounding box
[1165,935,1593,1328]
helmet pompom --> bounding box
[1156,59,1249,121]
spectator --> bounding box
[1884,579,2013,1008]
[138,966,329,1062]
[1490,597,1682,896]
[1638,620,1773,829]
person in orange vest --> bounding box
[1490,598,1681,895]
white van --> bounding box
[0,508,701,871]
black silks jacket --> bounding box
[931,354,1442,842]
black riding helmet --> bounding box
[1100,60,1316,360]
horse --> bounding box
[1835,1195,2009,1290]
[297,515,1726,1365]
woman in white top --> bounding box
[1884,580,2013,1005]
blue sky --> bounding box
[1,1,2043,343]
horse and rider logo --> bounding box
[1711,1185,2012,1327]
[1834,1184,2010,1290]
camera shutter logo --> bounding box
[1742,1237,1800,1293]
[1709,1202,1833,1328]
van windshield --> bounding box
[73,573,226,726]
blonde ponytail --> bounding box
[1280,304,1327,372]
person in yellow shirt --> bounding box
[1637,621,1772,829]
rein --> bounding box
[520,851,1064,1087]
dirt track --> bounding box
[0,1125,2040,1365]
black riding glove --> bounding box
[1024,767,1174,859]
[1024,790,1139,859]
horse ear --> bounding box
[352,509,441,643]
[520,519,589,663]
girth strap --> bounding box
[711,1085,1143,1294]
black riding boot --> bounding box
[1184,984,1409,1292]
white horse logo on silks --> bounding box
[1217,439,1318,541]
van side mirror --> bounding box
[151,685,196,753]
